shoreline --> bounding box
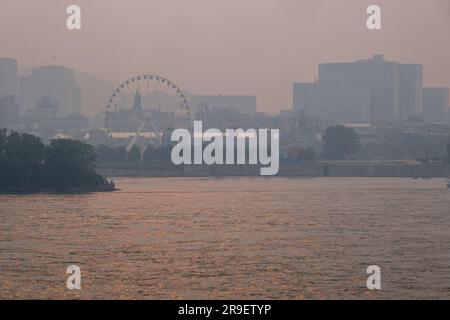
[0,185,118,195]
[96,162,450,178]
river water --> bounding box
[0,177,449,299]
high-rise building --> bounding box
[19,65,81,117]
[0,58,18,98]
[295,55,425,125]
[293,82,371,124]
[423,88,449,123]
[0,95,19,129]
[399,64,423,120]
[319,55,400,125]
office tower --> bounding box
[423,87,449,123]
[19,65,81,117]
[0,57,18,98]
[318,55,399,125]
[399,64,423,120]
[0,95,19,129]
[293,82,371,124]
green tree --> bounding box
[0,129,6,153]
[114,146,127,162]
[154,145,172,162]
[2,131,46,189]
[0,129,7,185]
[447,137,450,163]
[97,144,115,162]
[143,145,156,162]
[128,145,141,162]
[0,132,112,192]
[323,125,360,160]
[44,139,99,189]
[302,148,316,161]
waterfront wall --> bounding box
[96,161,450,178]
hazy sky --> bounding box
[1,0,449,113]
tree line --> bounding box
[0,129,113,192]
[95,125,450,163]
[96,144,173,163]
[322,125,450,162]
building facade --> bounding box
[318,55,400,125]
[19,65,81,117]
[0,95,19,129]
[423,87,449,123]
[293,82,371,124]
[293,55,428,126]
[399,64,423,120]
[0,58,18,98]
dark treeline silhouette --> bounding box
[446,138,450,163]
[97,144,173,163]
[95,128,450,164]
[323,125,361,160]
[97,142,276,164]
[323,125,450,162]
[286,147,316,162]
[0,129,114,192]
[359,132,450,162]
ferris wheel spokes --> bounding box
[105,74,191,148]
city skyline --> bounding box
[1,1,450,303]
[0,0,449,113]
[0,54,450,124]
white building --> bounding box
[293,82,371,124]
[19,65,81,116]
[0,57,18,98]
[423,88,449,123]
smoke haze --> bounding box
[0,0,449,113]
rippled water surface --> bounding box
[1,177,449,299]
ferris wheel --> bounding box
[104,74,191,150]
